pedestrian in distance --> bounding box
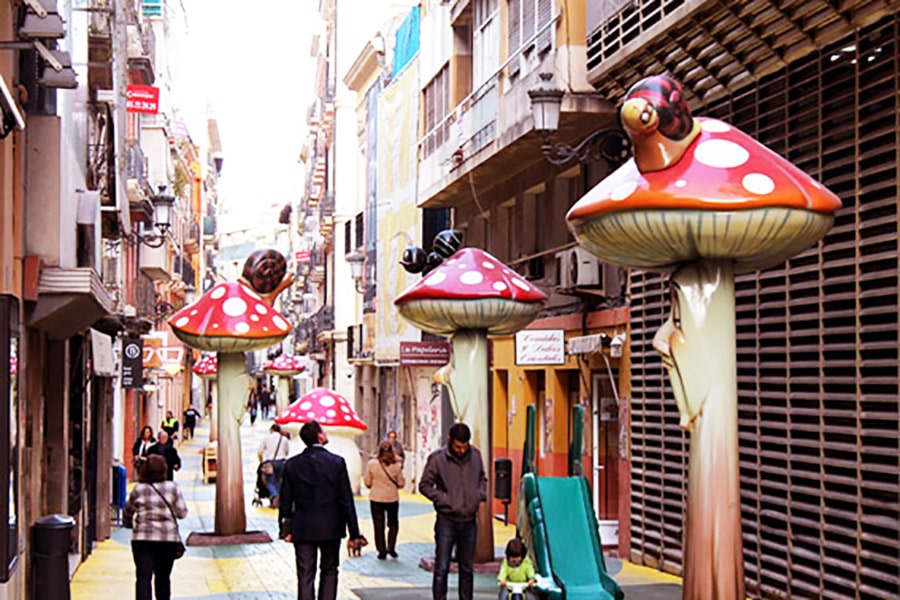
[132,426,157,479]
[386,430,405,465]
[160,410,179,441]
[258,423,289,507]
[497,538,537,600]
[123,454,188,600]
[149,430,181,481]
[259,384,272,420]
[363,441,405,559]
[247,386,259,425]
[279,420,366,600]
[182,405,201,440]
[419,422,487,600]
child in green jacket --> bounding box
[497,538,536,599]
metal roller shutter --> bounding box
[628,17,900,599]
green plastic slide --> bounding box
[516,405,624,600]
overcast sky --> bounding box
[177,0,319,231]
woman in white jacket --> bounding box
[363,441,405,559]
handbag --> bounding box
[150,483,186,559]
[260,436,283,477]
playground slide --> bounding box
[518,472,623,600]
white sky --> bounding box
[177,0,319,231]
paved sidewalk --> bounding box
[72,418,681,599]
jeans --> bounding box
[433,515,477,600]
[370,500,399,556]
[132,540,180,600]
[294,539,340,600]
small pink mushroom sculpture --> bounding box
[274,387,367,492]
[192,353,218,442]
[262,354,305,415]
[394,246,547,561]
[566,75,841,600]
[169,275,292,536]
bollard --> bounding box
[31,514,74,600]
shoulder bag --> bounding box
[380,461,402,488]
[150,483,186,559]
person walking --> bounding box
[258,423,289,507]
[247,387,259,425]
[386,430,405,465]
[279,420,366,600]
[419,422,487,600]
[132,426,157,479]
[363,441,405,559]
[123,454,188,600]
[259,384,272,420]
[160,410,179,441]
[149,431,181,481]
[182,405,201,440]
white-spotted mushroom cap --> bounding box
[191,353,218,380]
[567,117,842,274]
[168,282,292,352]
[263,354,305,376]
[394,247,547,336]
[274,387,367,435]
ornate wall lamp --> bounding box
[345,250,367,294]
[528,73,632,167]
[136,187,175,248]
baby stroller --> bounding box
[252,459,283,507]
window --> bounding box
[507,0,553,62]
[422,65,450,158]
[473,0,499,86]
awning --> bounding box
[28,267,114,340]
[567,333,607,355]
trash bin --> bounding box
[31,514,74,600]
[494,457,513,501]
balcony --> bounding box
[87,0,113,90]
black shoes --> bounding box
[377,553,387,560]
[387,550,398,558]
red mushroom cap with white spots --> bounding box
[567,117,842,274]
[274,387,367,433]
[263,355,305,376]
[168,282,292,352]
[191,354,218,380]
[394,247,547,336]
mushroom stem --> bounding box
[444,328,494,563]
[214,352,248,536]
[276,375,290,415]
[653,259,745,599]
[209,382,218,443]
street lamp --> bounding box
[345,250,366,294]
[528,72,632,167]
[137,187,175,248]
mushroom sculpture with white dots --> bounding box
[394,246,547,561]
[274,387,368,493]
[567,75,841,600]
[169,279,292,536]
[192,353,218,442]
[262,354,305,415]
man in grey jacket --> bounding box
[419,422,487,600]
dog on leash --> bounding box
[347,535,368,557]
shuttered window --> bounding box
[629,17,900,598]
[507,0,553,57]
[422,65,450,158]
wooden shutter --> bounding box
[628,17,900,599]
[507,0,521,76]
[536,0,552,52]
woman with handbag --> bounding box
[123,454,188,600]
[363,441,405,559]
[131,425,157,480]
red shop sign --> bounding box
[126,84,159,114]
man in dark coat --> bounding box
[148,430,181,481]
[419,422,487,600]
[279,420,365,600]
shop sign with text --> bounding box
[515,329,565,365]
[399,341,451,366]
[126,85,159,113]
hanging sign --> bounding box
[399,341,450,366]
[126,85,159,114]
[515,329,565,365]
[121,337,144,389]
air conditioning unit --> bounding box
[557,246,603,290]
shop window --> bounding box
[0,295,19,581]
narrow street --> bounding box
[71,416,681,599]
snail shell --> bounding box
[242,249,287,294]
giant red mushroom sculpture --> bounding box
[192,353,218,442]
[567,75,841,599]
[262,354,305,415]
[394,246,547,561]
[169,279,291,536]
[274,387,367,492]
